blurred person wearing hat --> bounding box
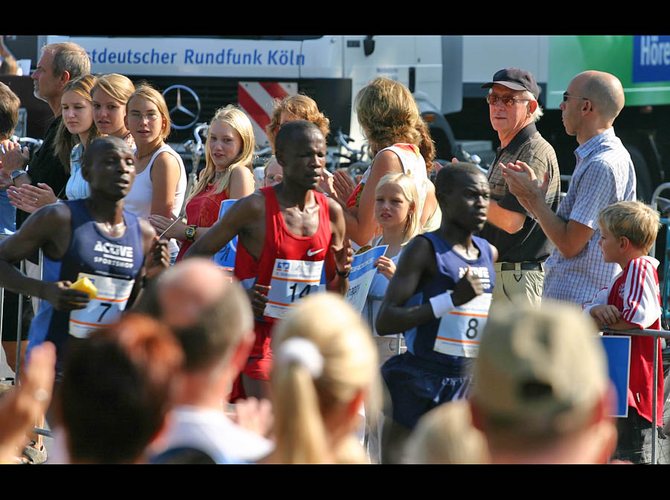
[479,68,561,309]
[502,71,636,306]
[469,302,618,463]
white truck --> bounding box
[41,35,471,160]
[13,35,670,200]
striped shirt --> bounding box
[543,128,636,305]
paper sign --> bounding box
[212,199,238,270]
[344,245,388,312]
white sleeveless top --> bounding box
[125,144,187,255]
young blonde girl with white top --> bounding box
[362,172,421,463]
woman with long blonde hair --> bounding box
[149,105,256,261]
[260,293,381,464]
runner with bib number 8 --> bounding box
[375,162,498,463]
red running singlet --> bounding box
[234,186,333,382]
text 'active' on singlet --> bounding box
[28,200,144,369]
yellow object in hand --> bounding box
[70,276,98,299]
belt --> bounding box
[494,261,543,272]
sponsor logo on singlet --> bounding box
[93,240,135,269]
[458,266,492,290]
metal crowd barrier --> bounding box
[603,327,670,464]
[0,237,42,384]
[0,238,51,440]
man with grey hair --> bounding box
[469,301,618,463]
[503,70,636,306]
[0,42,90,228]
[479,68,560,308]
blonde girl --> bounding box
[148,105,256,261]
[362,172,420,462]
[92,73,136,148]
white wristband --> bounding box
[429,291,455,318]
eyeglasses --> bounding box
[128,111,161,122]
[486,94,531,107]
[562,92,589,102]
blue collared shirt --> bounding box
[543,128,636,305]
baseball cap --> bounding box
[482,68,541,99]
[471,302,609,438]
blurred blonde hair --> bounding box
[188,105,255,202]
[376,172,421,244]
[405,400,489,464]
[127,83,171,140]
[271,293,380,464]
[266,94,330,150]
[54,74,100,169]
[92,73,135,106]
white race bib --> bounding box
[265,258,325,320]
[433,293,491,358]
[69,272,135,339]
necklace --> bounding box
[99,220,126,234]
[213,169,229,181]
[137,144,161,161]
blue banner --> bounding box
[632,36,670,83]
[601,336,631,418]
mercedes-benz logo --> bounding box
[162,85,201,131]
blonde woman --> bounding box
[124,84,186,262]
[92,73,136,148]
[8,75,100,211]
[260,293,380,464]
[149,105,256,261]
[332,77,440,246]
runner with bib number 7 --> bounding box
[375,163,497,463]
[0,136,169,377]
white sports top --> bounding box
[124,144,187,255]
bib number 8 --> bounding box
[465,318,479,339]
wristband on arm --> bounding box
[429,291,455,318]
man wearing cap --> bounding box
[503,71,635,306]
[480,68,560,308]
[469,302,618,463]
